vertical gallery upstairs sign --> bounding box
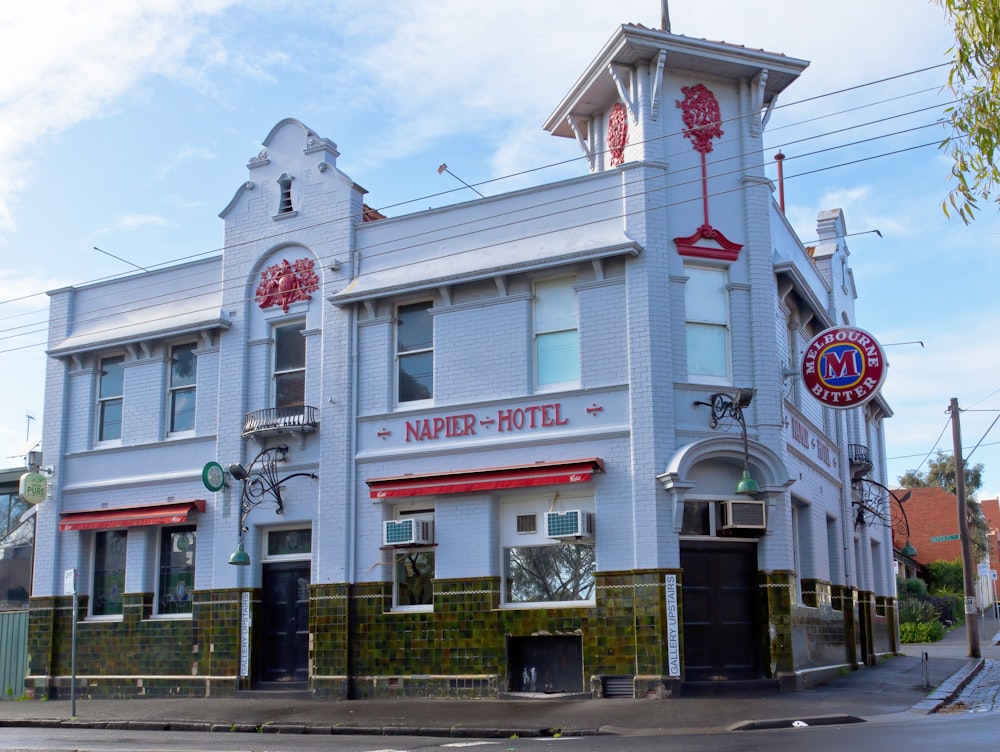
[801,326,887,408]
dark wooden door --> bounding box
[259,562,309,684]
[680,542,759,682]
[508,636,583,693]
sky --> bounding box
[1,0,998,499]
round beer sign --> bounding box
[801,326,887,408]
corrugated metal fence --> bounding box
[0,610,28,699]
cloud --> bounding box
[0,0,240,234]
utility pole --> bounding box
[951,397,980,658]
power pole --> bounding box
[951,397,980,658]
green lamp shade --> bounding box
[900,540,918,558]
[228,541,251,566]
[735,470,760,496]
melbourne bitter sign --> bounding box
[801,326,887,408]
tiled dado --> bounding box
[25,590,246,699]
[312,571,681,699]
[760,570,795,676]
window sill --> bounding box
[389,605,433,614]
[148,613,193,621]
[85,614,124,623]
[500,600,595,610]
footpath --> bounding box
[0,624,997,739]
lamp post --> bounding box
[227,444,317,565]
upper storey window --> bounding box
[396,302,433,403]
[274,321,306,408]
[98,355,125,442]
[168,343,197,433]
[685,266,730,385]
[534,277,579,389]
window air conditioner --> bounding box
[383,519,434,546]
[720,500,767,531]
[545,510,595,540]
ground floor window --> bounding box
[92,529,127,616]
[394,550,435,607]
[504,543,595,603]
[158,526,195,615]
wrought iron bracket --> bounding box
[230,444,318,537]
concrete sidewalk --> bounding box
[0,625,996,738]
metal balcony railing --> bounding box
[848,443,874,479]
[241,405,319,439]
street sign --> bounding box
[930,534,960,542]
[979,563,991,578]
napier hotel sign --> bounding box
[801,326,887,408]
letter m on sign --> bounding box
[821,348,860,379]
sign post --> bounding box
[63,569,78,717]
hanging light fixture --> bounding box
[694,388,759,496]
[226,444,318,566]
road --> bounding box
[2,711,1000,752]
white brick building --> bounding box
[27,22,896,700]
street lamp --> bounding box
[227,444,317,565]
[694,388,759,496]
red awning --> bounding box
[367,458,604,499]
[59,499,206,531]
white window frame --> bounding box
[155,525,196,619]
[272,320,306,409]
[684,265,731,385]
[389,508,435,612]
[500,493,595,609]
[167,342,197,434]
[261,525,313,562]
[90,528,127,620]
[395,301,434,405]
[97,354,125,443]
[533,276,580,390]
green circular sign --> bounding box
[19,472,47,505]
[202,461,226,492]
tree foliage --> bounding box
[899,450,988,560]
[935,0,1000,223]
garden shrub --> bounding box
[900,620,945,643]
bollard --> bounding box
[921,651,930,690]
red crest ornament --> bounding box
[607,102,629,167]
[255,257,320,313]
[677,84,724,154]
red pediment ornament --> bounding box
[255,257,320,313]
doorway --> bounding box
[680,541,760,682]
[259,561,310,686]
[507,635,583,693]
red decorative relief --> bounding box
[607,102,629,167]
[255,258,320,313]
[677,84,724,154]
[673,84,743,261]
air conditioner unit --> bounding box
[720,500,767,531]
[546,510,595,540]
[383,518,434,546]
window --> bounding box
[504,544,595,603]
[534,277,579,388]
[98,355,124,441]
[92,530,126,617]
[158,526,195,616]
[274,322,306,408]
[394,550,435,608]
[390,510,434,609]
[277,174,294,214]
[396,302,433,403]
[168,343,197,433]
[685,266,730,383]
[501,495,595,606]
[266,528,311,558]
